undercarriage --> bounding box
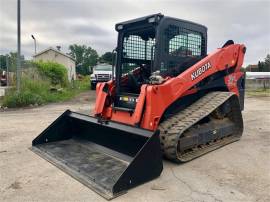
[159,91,243,162]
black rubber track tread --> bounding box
[159,91,243,163]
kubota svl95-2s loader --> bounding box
[31,14,246,199]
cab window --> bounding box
[164,25,202,57]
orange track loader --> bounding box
[31,14,246,199]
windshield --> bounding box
[94,64,112,71]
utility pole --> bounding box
[31,35,36,54]
[17,0,21,91]
[6,55,9,86]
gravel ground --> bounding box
[0,91,269,202]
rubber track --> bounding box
[159,91,243,163]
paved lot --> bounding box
[0,92,269,202]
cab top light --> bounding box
[117,24,123,30]
[148,17,156,23]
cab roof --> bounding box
[115,13,207,32]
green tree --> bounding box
[263,54,270,72]
[99,52,115,65]
[257,54,270,72]
[258,61,263,72]
[0,52,25,72]
[68,44,99,75]
[0,55,7,70]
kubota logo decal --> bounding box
[191,62,212,80]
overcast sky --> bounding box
[0,0,269,66]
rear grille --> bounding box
[96,74,110,81]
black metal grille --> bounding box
[164,25,203,57]
[96,74,110,81]
[123,35,155,60]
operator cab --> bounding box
[113,14,207,111]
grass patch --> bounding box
[246,88,270,97]
[1,61,90,108]
[2,74,90,108]
[72,75,90,92]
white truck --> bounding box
[90,63,112,90]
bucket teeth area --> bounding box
[33,139,128,198]
[31,111,163,199]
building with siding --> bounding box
[245,72,270,90]
[33,47,76,81]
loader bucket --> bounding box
[31,110,163,200]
